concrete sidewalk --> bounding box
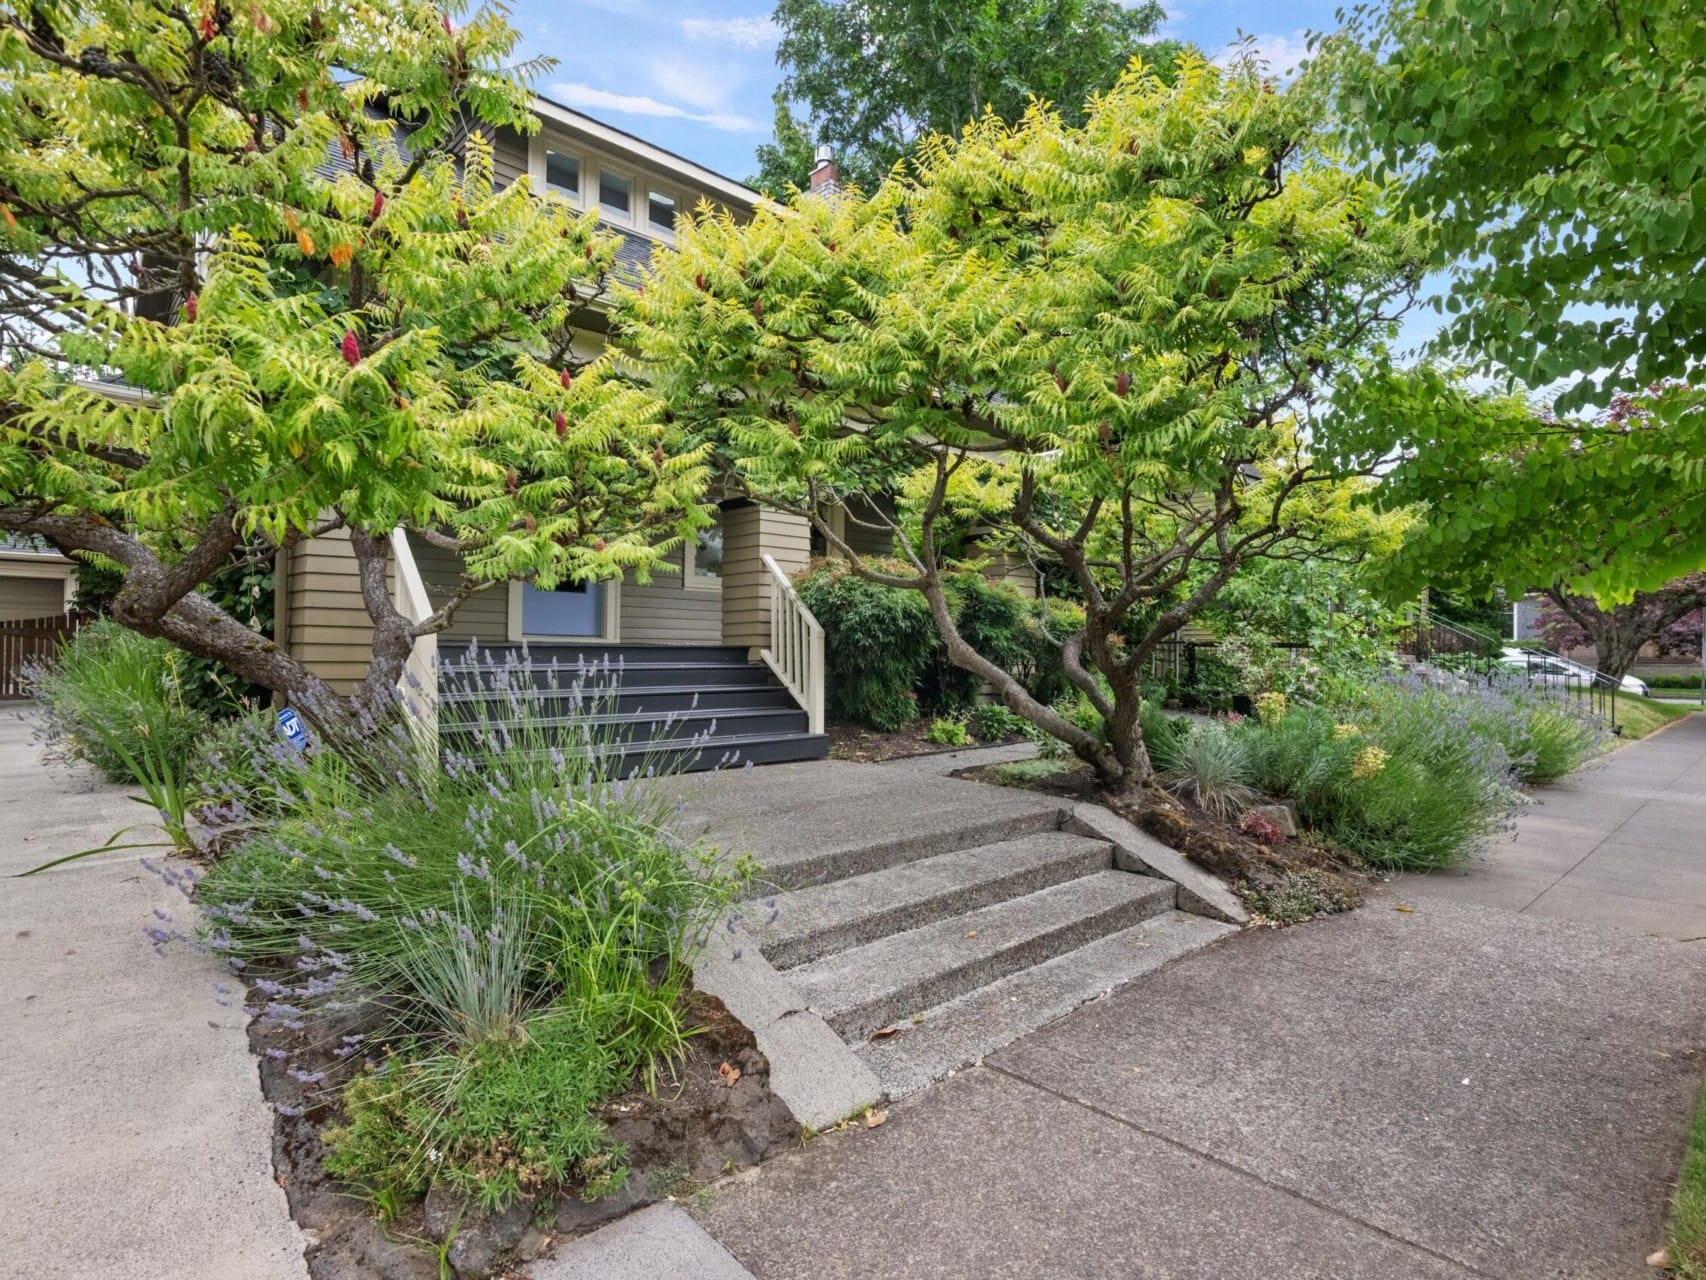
[691,896,1706,1279]
[0,708,304,1279]
[1400,713,1706,937]
[665,716,1706,1279]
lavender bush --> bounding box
[188,647,753,1211]
[1235,669,1604,871]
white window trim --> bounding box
[644,182,679,242]
[506,577,621,642]
[592,164,635,226]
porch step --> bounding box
[854,910,1239,1098]
[440,682,794,719]
[441,704,808,746]
[434,642,826,772]
[784,871,1176,1042]
[752,831,1115,969]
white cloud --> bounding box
[650,57,736,112]
[548,82,761,133]
[680,15,779,47]
[1214,30,1311,79]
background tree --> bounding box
[0,0,710,717]
[630,57,1426,801]
[1324,0,1706,599]
[767,0,1178,191]
[747,90,819,198]
[1536,574,1706,680]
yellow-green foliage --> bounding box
[0,0,710,667]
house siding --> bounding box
[283,528,379,691]
[722,504,811,650]
[407,534,507,643]
[491,125,529,190]
[621,547,721,644]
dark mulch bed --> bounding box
[826,717,1025,763]
[251,986,797,1280]
[959,756,1368,922]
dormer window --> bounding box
[544,149,581,201]
[648,189,677,233]
[598,170,631,218]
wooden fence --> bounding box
[0,612,89,700]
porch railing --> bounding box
[759,552,825,735]
[390,527,439,744]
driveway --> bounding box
[663,717,1706,1279]
[1401,713,1706,937]
[0,708,304,1279]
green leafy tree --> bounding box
[0,0,709,716]
[747,90,819,198]
[1324,0,1706,598]
[630,57,1427,800]
[768,0,1178,191]
[1537,573,1706,680]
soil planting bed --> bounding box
[249,982,797,1280]
[827,718,1025,763]
[960,757,1368,921]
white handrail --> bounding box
[389,527,439,746]
[759,552,825,735]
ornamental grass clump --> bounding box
[191,647,751,1212]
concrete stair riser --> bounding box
[858,911,1238,1097]
[789,872,1176,1041]
[748,808,1066,896]
[756,832,1116,970]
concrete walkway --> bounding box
[656,717,1706,1278]
[1400,713,1706,937]
[0,709,305,1279]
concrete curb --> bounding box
[1065,801,1250,925]
[694,925,885,1131]
[875,740,1040,774]
[531,1204,754,1279]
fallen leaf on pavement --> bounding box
[1394,905,1414,913]
[868,1025,900,1042]
[718,1060,741,1087]
[865,1108,888,1129]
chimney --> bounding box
[808,143,839,196]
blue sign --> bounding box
[276,708,309,751]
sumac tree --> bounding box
[0,0,709,718]
[629,57,1426,801]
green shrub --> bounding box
[325,1008,627,1212]
[925,715,970,746]
[798,562,1079,731]
[796,564,937,730]
[195,665,748,1210]
[1140,701,1186,773]
[1650,673,1704,690]
[26,620,210,784]
[967,703,1026,742]
[1160,725,1256,818]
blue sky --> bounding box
[502,0,1342,182]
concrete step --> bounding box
[747,803,1064,895]
[787,871,1176,1041]
[854,910,1239,1098]
[757,831,1115,970]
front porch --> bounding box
[275,501,828,768]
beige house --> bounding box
[274,100,1041,764]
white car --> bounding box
[1498,648,1649,697]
